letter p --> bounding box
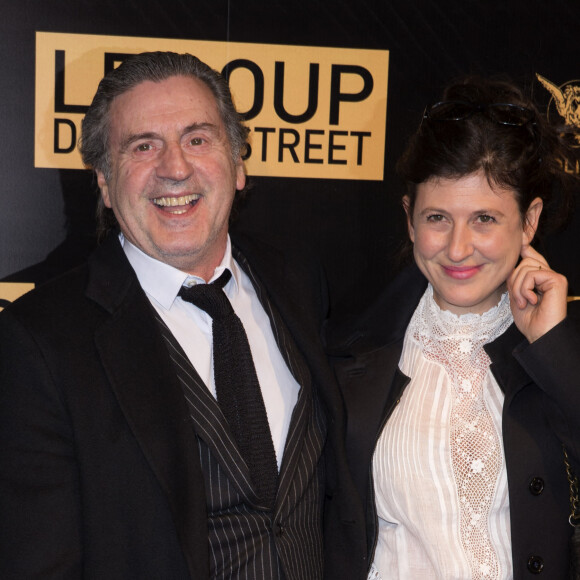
[329,65,374,125]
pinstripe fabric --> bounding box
[154,253,325,579]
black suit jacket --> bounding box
[326,264,580,580]
[0,232,340,579]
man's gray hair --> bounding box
[79,51,249,179]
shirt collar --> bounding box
[121,233,239,311]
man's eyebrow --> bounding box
[183,122,219,135]
[119,132,160,152]
[119,123,220,152]
[418,206,447,216]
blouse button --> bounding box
[529,477,544,496]
[527,555,544,574]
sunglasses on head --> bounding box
[422,101,536,127]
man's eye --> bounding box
[136,143,152,152]
[190,137,204,146]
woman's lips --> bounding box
[442,265,482,280]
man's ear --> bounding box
[235,157,246,192]
[96,171,112,209]
[402,195,415,243]
[522,197,543,245]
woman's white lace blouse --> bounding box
[369,285,514,580]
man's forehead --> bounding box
[108,75,223,135]
[112,75,217,112]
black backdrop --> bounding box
[1,0,579,318]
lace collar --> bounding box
[408,284,513,392]
[413,284,512,342]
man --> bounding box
[0,52,361,579]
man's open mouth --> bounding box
[152,194,200,214]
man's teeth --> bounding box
[153,194,200,208]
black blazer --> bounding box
[0,232,342,579]
[325,264,580,580]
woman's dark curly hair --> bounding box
[397,75,579,242]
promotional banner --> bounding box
[36,32,389,180]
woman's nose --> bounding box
[447,224,474,262]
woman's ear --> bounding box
[522,197,543,245]
[402,196,415,243]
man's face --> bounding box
[97,75,246,280]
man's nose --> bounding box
[156,143,193,181]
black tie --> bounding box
[178,270,278,509]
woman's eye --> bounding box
[426,214,444,222]
[477,214,495,223]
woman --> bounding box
[327,77,580,579]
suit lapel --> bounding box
[265,297,319,516]
[485,321,533,404]
[327,264,428,499]
[231,233,327,357]
[333,340,408,495]
[86,235,208,578]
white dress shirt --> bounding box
[122,234,300,470]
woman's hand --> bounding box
[507,244,568,343]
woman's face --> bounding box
[404,171,542,315]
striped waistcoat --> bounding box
[154,258,326,579]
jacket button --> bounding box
[527,555,544,574]
[529,477,544,496]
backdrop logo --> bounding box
[35,32,389,180]
[536,74,580,175]
[537,74,580,146]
